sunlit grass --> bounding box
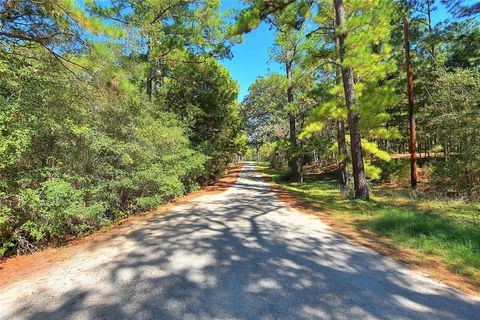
[259,165,480,285]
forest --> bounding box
[241,0,480,198]
[0,0,479,284]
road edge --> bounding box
[0,163,243,289]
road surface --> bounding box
[1,163,479,319]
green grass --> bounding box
[259,165,480,285]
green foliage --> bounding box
[241,0,480,198]
[2,0,480,257]
[364,163,383,181]
[426,68,480,197]
[160,56,242,179]
[242,0,398,185]
[0,48,216,253]
[0,100,30,169]
[441,0,480,18]
[443,21,480,68]
[19,178,104,241]
[375,159,410,183]
[242,73,288,148]
[0,1,241,255]
[362,140,392,162]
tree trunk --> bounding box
[333,24,349,195]
[146,68,154,100]
[146,40,153,100]
[286,62,301,182]
[334,0,369,200]
[337,119,349,194]
[403,16,418,189]
[288,113,300,181]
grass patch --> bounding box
[259,164,480,287]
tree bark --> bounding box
[286,62,301,182]
[146,40,154,100]
[403,15,418,189]
[337,119,348,194]
[334,0,369,199]
[146,69,154,100]
[333,19,349,195]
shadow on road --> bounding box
[6,165,480,319]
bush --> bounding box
[0,49,240,256]
[1,178,105,255]
[377,159,410,184]
[426,68,480,198]
[431,158,480,199]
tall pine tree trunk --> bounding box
[335,63,348,194]
[403,16,418,188]
[334,0,369,199]
[146,42,153,100]
[146,68,154,100]
[334,20,349,194]
[286,62,301,182]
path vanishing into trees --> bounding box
[1,163,479,319]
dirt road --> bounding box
[1,163,479,319]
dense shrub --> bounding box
[0,48,241,255]
[426,68,480,198]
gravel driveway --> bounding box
[1,163,479,319]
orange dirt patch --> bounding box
[259,167,480,297]
[0,163,243,289]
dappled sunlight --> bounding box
[261,167,480,293]
[1,164,478,319]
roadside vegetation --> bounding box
[0,1,247,255]
[240,1,480,200]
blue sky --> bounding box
[221,20,283,101]
[219,0,452,102]
[220,1,282,101]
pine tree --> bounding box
[270,26,307,182]
[86,0,230,98]
[403,15,418,188]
